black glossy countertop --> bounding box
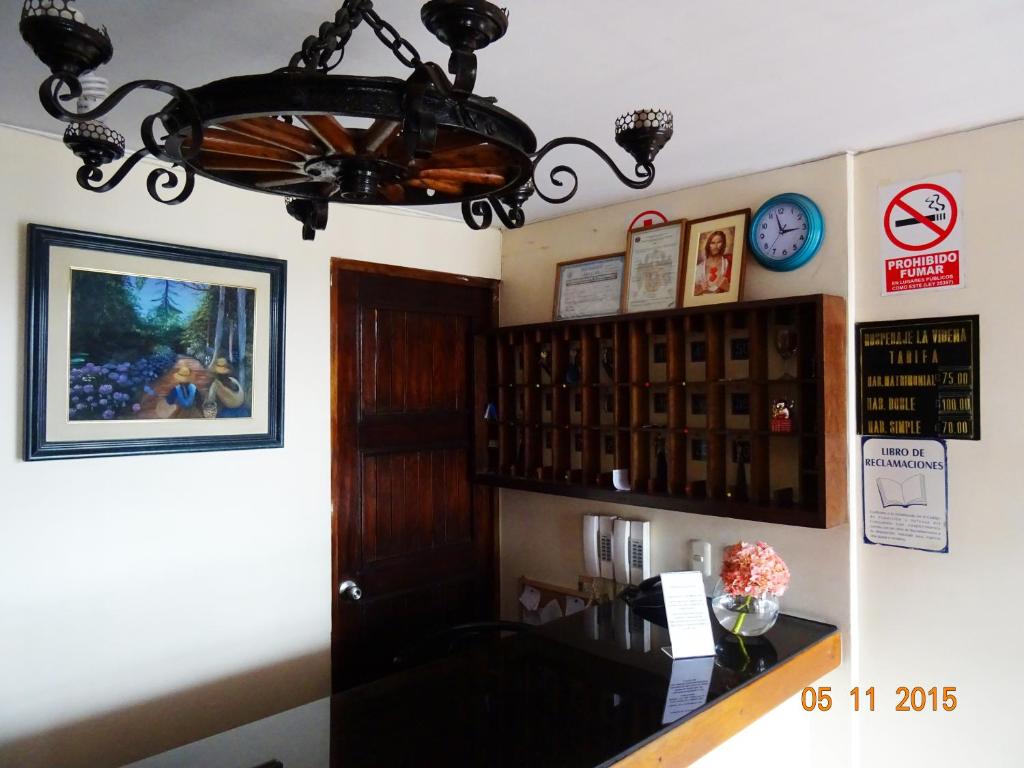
[126,602,836,768]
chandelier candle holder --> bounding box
[20,0,673,239]
[62,74,126,169]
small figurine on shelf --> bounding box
[654,435,668,492]
[601,346,615,381]
[483,402,498,422]
[565,348,581,386]
[774,328,799,360]
[733,454,748,502]
[770,399,795,433]
[539,348,552,378]
[775,327,799,379]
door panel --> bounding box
[361,448,471,563]
[360,308,467,414]
[331,262,496,691]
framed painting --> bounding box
[24,225,286,460]
[681,209,750,308]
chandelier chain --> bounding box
[286,1,422,73]
[288,0,367,72]
[359,5,422,69]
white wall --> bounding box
[0,126,501,768]
[852,121,1024,766]
[499,154,853,767]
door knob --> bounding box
[338,579,363,601]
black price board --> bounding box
[856,315,980,440]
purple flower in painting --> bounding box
[83,384,95,394]
[132,403,142,413]
[102,409,115,420]
[99,384,113,395]
[144,385,155,395]
[99,398,108,406]
[108,373,119,381]
[118,375,129,385]
[76,403,86,410]
[71,396,79,403]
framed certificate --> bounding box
[624,220,686,313]
[553,252,625,320]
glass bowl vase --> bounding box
[711,581,780,637]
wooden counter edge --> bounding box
[614,631,842,768]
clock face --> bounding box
[754,202,809,262]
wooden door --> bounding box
[330,260,498,691]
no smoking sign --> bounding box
[879,172,963,295]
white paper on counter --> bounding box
[660,571,716,659]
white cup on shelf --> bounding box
[612,468,631,492]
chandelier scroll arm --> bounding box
[486,193,526,229]
[461,184,530,231]
[145,164,196,206]
[74,147,196,206]
[461,199,493,230]
[39,73,204,161]
[529,136,655,205]
[76,147,151,193]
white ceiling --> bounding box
[2,0,1023,225]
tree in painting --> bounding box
[68,270,255,421]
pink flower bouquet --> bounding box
[720,541,790,597]
[714,541,790,636]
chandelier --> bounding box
[19,0,674,240]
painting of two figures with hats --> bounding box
[68,269,254,422]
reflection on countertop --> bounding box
[125,601,836,768]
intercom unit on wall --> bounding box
[628,519,651,586]
[583,514,616,580]
[584,514,651,586]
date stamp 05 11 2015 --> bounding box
[801,686,958,713]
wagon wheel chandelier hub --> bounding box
[19,0,673,240]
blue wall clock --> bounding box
[749,193,824,271]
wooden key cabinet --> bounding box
[473,294,847,528]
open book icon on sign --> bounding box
[876,474,927,508]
